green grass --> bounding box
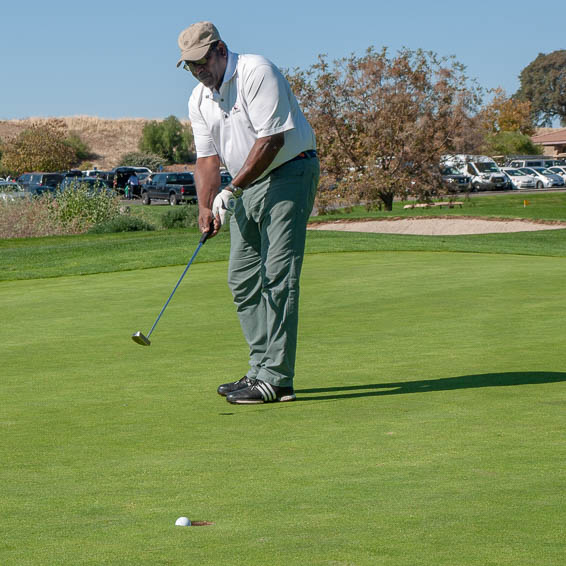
[2,228,566,281]
[1,193,566,564]
[314,191,566,222]
[0,229,231,281]
[2,192,566,281]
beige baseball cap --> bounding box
[176,21,221,67]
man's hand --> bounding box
[212,189,236,227]
[195,155,222,237]
[198,208,218,238]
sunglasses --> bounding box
[182,43,218,72]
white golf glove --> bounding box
[212,189,236,226]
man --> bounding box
[177,22,319,404]
[126,172,139,199]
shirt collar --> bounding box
[222,49,238,86]
[209,49,238,98]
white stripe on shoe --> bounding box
[257,381,276,401]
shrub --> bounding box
[119,151,166,171]
[160,205,199,229]
[139,116,195,164]
[0,189,117,239]
[0,160,14,178]
[0,197,60,238]
[1,120,77,173]
[88,215,156,233]
[47,184,122,232]
[64,131,94,161]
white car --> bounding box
[501,168,535,189]
[548,166,566,181]
[0,181,27,202]
[519,167,565,189]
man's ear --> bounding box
[217,41,228,57]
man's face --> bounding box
[186,42,227,91]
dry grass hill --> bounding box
[0,116,189,170]
[1,119,561,173]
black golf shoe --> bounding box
[226,379,296,404]
[217,376,255,397]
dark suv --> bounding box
[16,172,64,195]
[109,167,148,196]
[140,172,197,205]
[440,166,471,193]
[220,171,232,189]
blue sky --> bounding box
[1,0,564,121]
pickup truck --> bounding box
[140,172,197,205]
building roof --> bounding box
[531,128,566,145]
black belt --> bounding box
[269,149,317,176]
[287,149,317,163]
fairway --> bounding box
[1,250,565,565]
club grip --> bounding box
[199,222,215,244]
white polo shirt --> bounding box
[188,50,316,180]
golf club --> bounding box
[132,224,214,346]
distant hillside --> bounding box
[0,116,189,170]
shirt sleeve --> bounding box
[188,90,218,158]
[242,63,295,138]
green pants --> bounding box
[228,156,319,387]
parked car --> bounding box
[131,167,152,175]
[471,161,510,191]
[89,170,114,183]
[519,167,565,189]
[0,181,27,202]
[500,167,536,190]
[140,172,197,205]
[506,156,558,169]
[136,172,153,185]
[548,166,566,181]
[440,166,471,192]
[109,167,151,194]
[59,176,114,195]
[16,172,64,195]
[220,170,233,190]
[441,155,508,191]
[61,169,83,179]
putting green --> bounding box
[1,251,565,565]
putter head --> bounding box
[132,331,151,346]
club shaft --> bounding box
[146,241,204,338]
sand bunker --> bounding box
[308,217,566,236]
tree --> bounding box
[515,50,566,126]
[477,88,539,157]
[480,88,535,135]
[287,47,482,210]
[1,120,77,174]
[139,116,195,163]
[120,151,166,170]
[483,131,543,157]
[64,131,94,161]
[0,138,9,177]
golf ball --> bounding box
[175,516,191,527]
